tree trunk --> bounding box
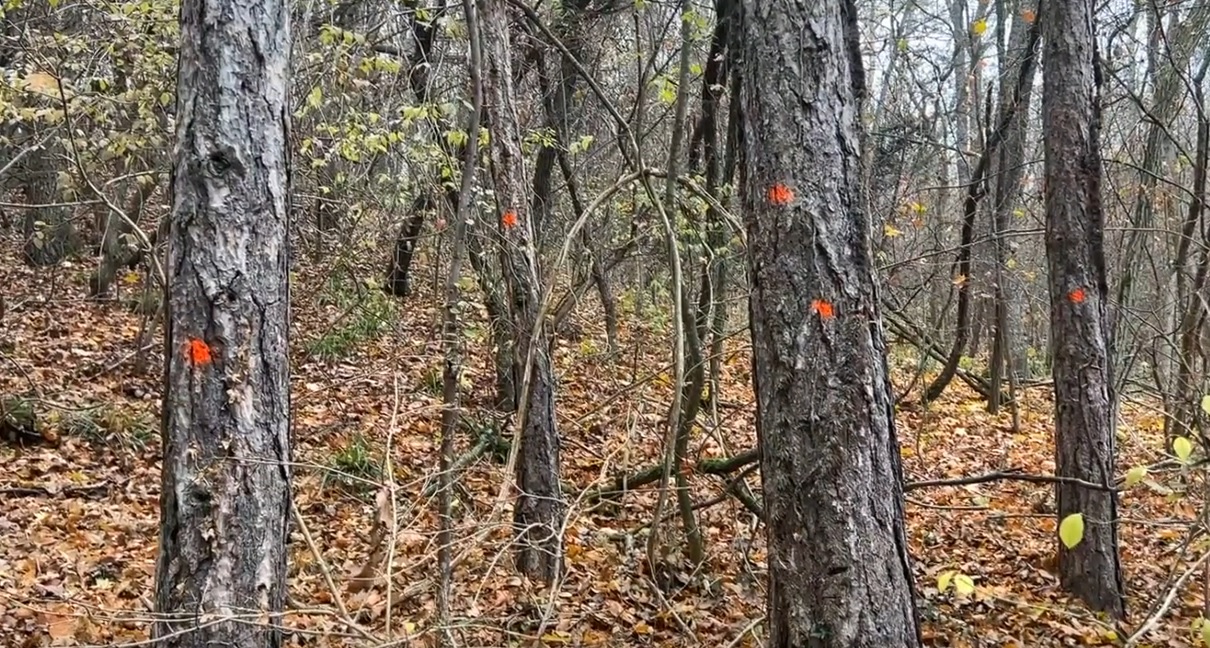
[988,0,1040,413]
[20,137,76,267]
[1041,0,1126,619]
[478,0,564,583]
[152,0,293,643]
[90,173,160,298]
[382,1,447,297]
[739,0,921,645]
[385,197,432,297]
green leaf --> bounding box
[570,134,594,154]
[1124,465,1147,487]
[1202,617,1210,647]
[307,86,323,109]
[1175,436,1193,463]
[658,80,677,105]
[1201,395,1210,416]
[953,574,975,596]
[1059,513,1085,549]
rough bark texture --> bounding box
[989,0,1039,396]
[739,0,921,645]
[152,0,293,643]
[478,0,564,584]
[1041,0,1126,619]
[19,137,77,267]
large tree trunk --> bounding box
[739,0,921,645]
[152,0,293,643]
[478,0,564,584]
[1041,0,1126,619]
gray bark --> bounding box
[989,0,1040,411]
[478,0,564,584]
[1040,0,1126,619]
[739,0,921,645]
[152,0,293,643]
[19,136,76,267]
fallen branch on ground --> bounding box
[421,421,509,498]
[904,470,1115,492]
[0,482,110,499]
[590,447,1131,518]
[583,447,761,502]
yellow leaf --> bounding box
[122,271,140,285]
[1200,394,1210,416]
[1124,465,1147,487]
[937,570,954,592]
[953,574,975,596]
[633,621,653,635]
[1175,436,1193,463]
[884,223,903,238]
[1059,513,1085,549]
[972,19,988,36]
[1201,617,1210,647]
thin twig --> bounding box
[288,499,375,643]
[1125,547,1210,646]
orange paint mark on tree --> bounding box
[186,338,212,366]
[811,299,835,320]
[767,184,794,206]
[1021,8,1035,23]
[1068,287,1086,304]
[501,210,519,229]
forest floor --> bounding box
[0,240,1207,648]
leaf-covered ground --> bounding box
[0,243,1205,647]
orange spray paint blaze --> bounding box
[186,338,213,366]
[811,299,835,320]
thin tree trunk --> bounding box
[436,0,483,635]
[478,0,564,583]
[383,1,449,297]
[989,0,1040,413]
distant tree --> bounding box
[1,4,77,267]
[1041,0,1126,619]
[17,135,76,267]
[151,0,294,643]
[739,0,922,645]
